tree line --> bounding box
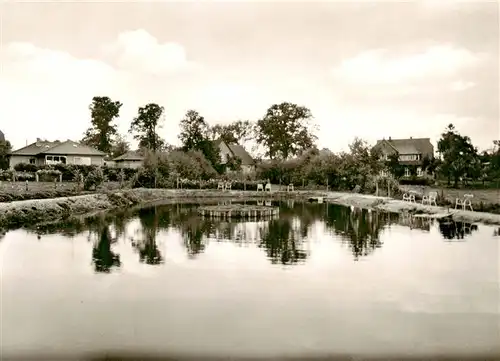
[0,95,498,190]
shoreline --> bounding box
[1,188,500,231]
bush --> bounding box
[84,168,105,191]
[399,177,434,186]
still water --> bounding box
[1,201,499,359]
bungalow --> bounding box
[9,138,106,168]
[113,150,144,169]
[373,137,434,177]
[214,139,256,173]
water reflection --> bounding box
[324,205,397,261]
[132,208,163,265]
[18,201,488,268]
[438,219,479,240]
[92,224,121,273]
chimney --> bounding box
[36,137,41,142]
[388,136,391,141]
[410,136,413,139]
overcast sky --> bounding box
[1,0,498,153]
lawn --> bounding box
[0,181,121,202]
[405,185,500,206]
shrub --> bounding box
[399,177,433,186]
[84,167,105,191]
[0,169,15,181]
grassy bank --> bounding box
[2,188,500,232]
[0,181,121,202]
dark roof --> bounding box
[213,139,254,165]
[10,140,106,156]
[0,130,4,142]
[375,138,434,156]
[227,144,254,165]
[113,151,144,161]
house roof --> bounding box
[227,144,254,165]
[113,150,144,161]
[375,138,434,156]
[213,138,254,165]
[10,139,106,156]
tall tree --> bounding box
[179,110,210,150]
[178,110,220,167]
[437,124,480,187]
[110,134,130,159]
[210,120,254,144]
[129,103,165,153]
[0,139,12,170]
[255,102,317,160]
[82,96,122,154]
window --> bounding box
[29,158,36,164]
[45,155,67,165]
[417,167,423,177]
[404,167,410,177]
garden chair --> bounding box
[257,183,264,192]
[403,190,416,203]
[217,182,224,191]
[265,183,272,192]
[257,200,264,206]
[225,182,232,191]
[456,194,474,211]
[287,183,294,192]
[265,200,272,207]
[422,191,438,206]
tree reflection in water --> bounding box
[91,223,121,273]
[258,218,308,265]
[323,204,396,260]
[438,218,479,240]
[14,201,489,268]
[132,207,163,265]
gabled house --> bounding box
[373,137,434,177]
[214,139,256,173]
[113,150,145,169]
[9,138,106,168]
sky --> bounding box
[0,0,498,154]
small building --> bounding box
[214,139,256,173]
[373,137,434,177]
[9,138,106,168]
[113,150,144,169]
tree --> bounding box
[210,120,254,144]
[255,102,317,160]
[82,96,122,154]
[385,153,405,179]
[0,139,12,170]
[437,124,480,187]
[110,134,130,159]
[178,110,221,168]
[129,103,165,153]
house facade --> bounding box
[113,151,144,169]
[9,138,106,168]
[214,139,256,173]
[373,137,434,177]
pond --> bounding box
[1,201,499,360]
